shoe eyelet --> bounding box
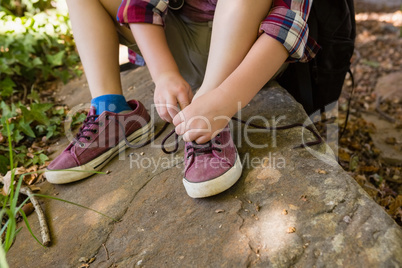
[86,137,91,141]
[99,122,104,127]
[217,148,222,153]
[79,143,85,148]
[216,141,221,145]
[93,129,98,134]
[217,134,221,137]
[105,115,109,120]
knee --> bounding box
[216,0,271,20]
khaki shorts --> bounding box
[119,12,212,90]
[118,12,287,90]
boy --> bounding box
[46,0,319,198]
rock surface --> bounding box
[362,71,402,165]
[7,67,402,267]
[374,71,402,102]
[363,113,402,165]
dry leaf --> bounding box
[350,141,362,150]
[385,137,397,145]
[1,167,27,194]
[79,257,89,263]
[21,203,35,216]
[315,169,327,174]
[360,166,379,173]
[287,227,296,233]
[389,195,402,216]
[289,204,299,210]
[338,150,351,162]
[262,158,270,167]
[25,165,39,185]
[254,204,260,212]
[29,185,41,192]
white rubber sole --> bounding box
[183,154,243,198]
[45,121,153,184]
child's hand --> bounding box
[172,88,238,144]
[154,71,193,123]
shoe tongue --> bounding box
[88,106,97,117]
[70,106,97,147]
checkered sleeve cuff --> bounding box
[259,2,320,63]
[117,0,169,27]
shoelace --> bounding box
[73,114,99,147]
[114,116,322,154]
[159,117,323,154]
[72,114,170,149]
[186,140,222,159]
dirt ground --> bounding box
[321,7,402,225]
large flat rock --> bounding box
[7,68,402,267]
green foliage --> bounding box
[0,0,53,17]
[0,104,88,174]
[0,95,87,174]
[0,8,81,100]
[0,100,55,173]
[0,2,83,174]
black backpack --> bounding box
[278,0,356,115]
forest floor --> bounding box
[318,9,402,225]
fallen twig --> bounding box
[0,170,51,246]
[19,186,51,246]
[102,243,109,260]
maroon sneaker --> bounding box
[45,100,152,184]
[183,125,242,198]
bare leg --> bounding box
[66,0,134,98]
[195,0,272,98]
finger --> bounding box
[195,135,211,145]
[175,122,186,135]
[173,110,186,126]
[182,130,197,143]
[154,100,164,121]
[177,91,192,110]
[182,125,208,143]
[156,101,170,122]
[166,97,180,122]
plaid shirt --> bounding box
[117,0,319,63]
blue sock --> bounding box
[91,94,132,115]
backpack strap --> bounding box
[296,63,315,114]
[339,69,355,139]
